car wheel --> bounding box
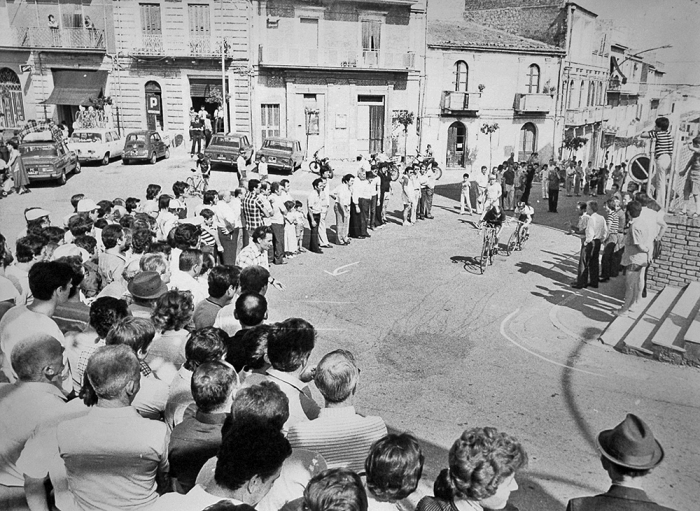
[149,152,157,165]
[58,170,67,185]
[165,148,171,159]
[74,161,81,174]
[101,153,110,166]
[122,158,130,165]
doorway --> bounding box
[446,121,466,168]
[145,81,163,131]
[357,95,384,153]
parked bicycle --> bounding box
[186,168,208,198]
[370,153,401,181]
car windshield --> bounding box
[263,140,293,152]
[211,136,239,148]
[71,132,102,143]
[20,144,58,157]
[126,134,147,142]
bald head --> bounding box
[234,292,267,327]
[11,335,64,382]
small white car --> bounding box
[68,128,123,165]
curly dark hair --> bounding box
[151,289,194,332]
[433,427,527,502]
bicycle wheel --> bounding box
[309,161,320,173]
[479,232,490,274]
[506,230,517,256]
[186,177,200,198]
[433,166,443,181]
[520,231,529,250]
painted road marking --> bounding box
[324,261,360,276]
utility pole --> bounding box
[221,0,228,134]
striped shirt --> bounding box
[649,130,673,157]
[607,210,619,235]
[287,406,387,473]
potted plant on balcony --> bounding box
[542,80,556,96]
[478,84,486,93]
[480,122,499,168]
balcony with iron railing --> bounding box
[15,27,105,50]
[129,33,234,58]
[258,45,416,71]
[440,91,481,115]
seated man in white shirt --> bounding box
[153,415,291,510]
[287,349,387,473]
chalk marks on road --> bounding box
[324,261,360,276]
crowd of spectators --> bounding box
[0,150,679,511]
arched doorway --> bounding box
[0,68,25,128]
[446,121,467,168]
[519,123,537,161]
[144,80,163,130]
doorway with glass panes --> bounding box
[357,95,384,154]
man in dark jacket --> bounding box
[566,414,676,511]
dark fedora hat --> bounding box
[596,414,664,470]
[127,271,168,300]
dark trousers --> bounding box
[369,195,378,228]
[218,227,240,266]
[190,134,202,155]
[578,239,601,287]
[242,228,250,249]
[613,248,624,278]
[600,241,616,280]
[548,189,559,212]
[204,130,212,148]
[270,223,285,264]
[308,213,321,252]
[421,188,434,217]
[358,198,370,236]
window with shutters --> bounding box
[188,4,210,55]
[519,123,537,160]
[0,68,25,128]
[261,104,280,140]
[140,4,162,34]
[526,64,540,94]
[361,20,381,66]
[454,61,468,92]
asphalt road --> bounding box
[1,148,698,511]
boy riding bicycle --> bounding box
[481,203,506,254]
[194,152,211,191]
[513,200,534,239]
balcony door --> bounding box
[0,68,24,129]
[446,121,466,168]
[140,3,163,54]
[357,95,384,154]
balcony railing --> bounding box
[513,93,552,113]
[129,34,234,58]
[16,27,105,50]
[258,46,415,70]
[441,91,481,115]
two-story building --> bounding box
[0,0,114,131]
[250,0,424,159]
[462,1,612,164]
[422,19,564,170]
[111,0,251,135]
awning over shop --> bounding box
[42,70,108,106]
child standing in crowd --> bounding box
[460,173,472,215]
[199,208,223,262]
[643,116,674,206]
[283,200,298,257]
[292,200,306,253]
[679,135,700,218]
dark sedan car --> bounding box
[122,130,170,165]
[203,133,254,168]
[20,131,81,185]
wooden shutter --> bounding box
[188,4,210,35]
[140,4,162,34]
[361,20,380,51]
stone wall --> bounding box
[648,215,700,292]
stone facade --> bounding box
[647,215,700,292]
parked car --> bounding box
[204,133,254,168]
[122,130,170,165]
[20,131,80,185]
[255,137,304,174]
[67,128,123,166]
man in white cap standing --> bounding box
[566,414,676,511]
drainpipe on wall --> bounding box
[417,0,429,157]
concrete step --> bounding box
[649,282,700,352]
[685,308,700,346]
[623,286,682,355]
[600,292,656,346]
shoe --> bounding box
[589,284,599,288]
[426,215,434,219]
[312,249,324,254]
[571,283,587,289]
[321,244,333,249]
[599,278,609,283]
[273,261,288,265]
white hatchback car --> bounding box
[68,128,123,165]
